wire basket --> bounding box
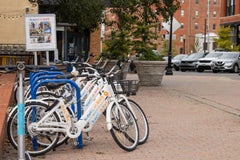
[112,80,139,96]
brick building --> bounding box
[103,0,222,55]
[220,0,240,46]
[161,0,222,55]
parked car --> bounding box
[172,54,187,71]
[179,52,206,72]
[211,52,240,73]
[196,52,224,72]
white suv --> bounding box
[196,52,224,72]
[211,52,240,73]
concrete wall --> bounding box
[0,1,38,44]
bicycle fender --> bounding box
[106,101,115,131]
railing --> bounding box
[0,44,34,65]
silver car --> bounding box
[211,52,240,73]
[172,54,187,71]
[196,52,223,72]
[179,52,206,71]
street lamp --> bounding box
[183,35,186,54]
[165,14,173,75]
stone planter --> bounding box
[134,60,167,86]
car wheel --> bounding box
[180,69,186,72]
[232,64,239,73]
[212,69,219,73]
[174,66,179,71]
[197,68,204,72]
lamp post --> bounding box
[183,35,186,54]
[204,18,207,54]
[165,14,173,75]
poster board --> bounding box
[25,14,56,51]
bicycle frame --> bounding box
[28,76,129,139]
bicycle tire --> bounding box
[7,101,60,156]
[35,91,70,147]
[110,103,139,151]
[120,99,149,145]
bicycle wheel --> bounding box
[110,103,139,151]
[35,92,70,147]
[7,101,60,156]
[120,99,149,145]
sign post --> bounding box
[25,14,57,65]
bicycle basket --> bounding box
[112,80,139,96]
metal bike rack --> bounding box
[16,61,31,160]
[30,74,83,149]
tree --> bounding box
[214,26,240,51]
[105,0,181,60]
[104,30,132,59]
[29,0,106,32]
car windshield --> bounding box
[187,53,204,59]
[220,53,239,59]
[173,54,186,60]
[205,52,223,58]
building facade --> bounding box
[220,0,240,46]
[0,1,101,65]
[161,0,222,55]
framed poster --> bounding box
[25,14,56,51]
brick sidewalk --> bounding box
[0,73,16,157]
[2,73,240,160]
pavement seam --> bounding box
[170,88,240,117]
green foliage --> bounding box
[131,23,159,60]
[214,26,240,51]
[106,0,181,60]
[104,30,132,59]
[30,0,106,32]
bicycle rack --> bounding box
[16,62,32,160]
[30,73,83,149]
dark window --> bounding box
[181,23,184,29]
[226,0,235,16]
[213,24,216,30]
[196,0,199,4]
[180,48,183,54]
[213,11,217,17]
[195,23,198,30]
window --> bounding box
[226,0,235,16]
[195,23,198,30]
[213,24,216,30]
[195,11,199,17]
[182,0,185,4]
[195,0,199,4]
[181,10,184,16]
[213,11,217,17]
[180,35,184,42]
[180,23,184,29]
[213,0,217,4]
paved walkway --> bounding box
[0,73,16,158]
[2,72,240,160]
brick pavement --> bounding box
[2,73,240,160]
[0,73,16,158]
